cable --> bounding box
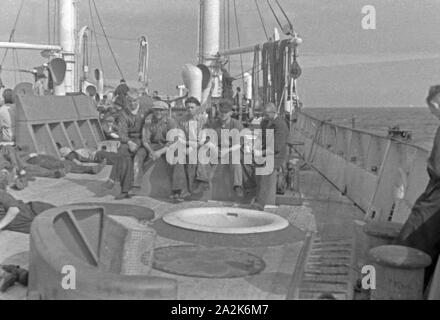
[93,31,139,42]
[254,0,269,40]
[232,63,263,79]
[274,0,294,32]
[1,0,25,67]
[266,0,284,32]
[227,0,231,72]
[88,0,105,74]
[232,0,245,89]
[90,0,125,79]
[53,0,58,44]
[13,47,22,83]
[47,0,51,45]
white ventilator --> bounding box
[182,64,203,103]
[95,69,104,99]
[243,72,252,100]
[198,64,213,106]
[273,27,280,41]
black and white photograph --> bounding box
[1,0,440,306]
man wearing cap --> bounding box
[207,99,245,198]
[101,115,120,140]
[176,97,211,196]
[134,100,186,199]
[106,90,151,199]
[251,102,289,210]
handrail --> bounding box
[297,111,429,153]
[292,111,430,223]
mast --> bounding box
[58,0,77,94]
[200,0,220,67]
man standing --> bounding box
[252,102,289,210]
[208,99,245,198]
[395,85,440,284]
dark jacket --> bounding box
[261,116,289,168]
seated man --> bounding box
[101,115,120,140]
[0,175,55,234]
[176,97,211,195]
[135,100,186,200]
[207,99,245,198]
[105,90,151,199]
[395,85,440,285]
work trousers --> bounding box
[0,146,26,171]
[94,150,119,165]
[109,144,134,193]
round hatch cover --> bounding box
[148,245,265,278]
[162,207,289,234]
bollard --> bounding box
[368,245,431,300]
[363,221,403,252]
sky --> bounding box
[1,0,440,107]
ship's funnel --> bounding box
[182,64,203,103]
[197,64,213,106]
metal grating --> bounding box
[298,237,355,300]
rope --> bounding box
[13,48,22,83]
[88,0,105,74]
[254,0,269,40]
[47,0,51,45]
[266,0,284,32]
[93,31,139,42]
[53,0,58,44]
[232,0,245,89]
[232,63,263,79]
[227,0,231,72]
[90,0,125,79]
[222,0,226,52]
[1,0,25,67]
[274,0,294,33]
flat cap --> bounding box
[152,100,169,110]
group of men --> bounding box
[101,88,289,210]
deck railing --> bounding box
[291,111,430,223]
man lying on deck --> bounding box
[395,85,440,286]
[0,175,55,234]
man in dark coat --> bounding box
[395,85,440,285]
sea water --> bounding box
[304,107,439,151]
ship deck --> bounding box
[0,163,365,300]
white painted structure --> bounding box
[58,0,77,94]
[200,0,220,67]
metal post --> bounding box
[201,0,220,67]
[58,0,77,94]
